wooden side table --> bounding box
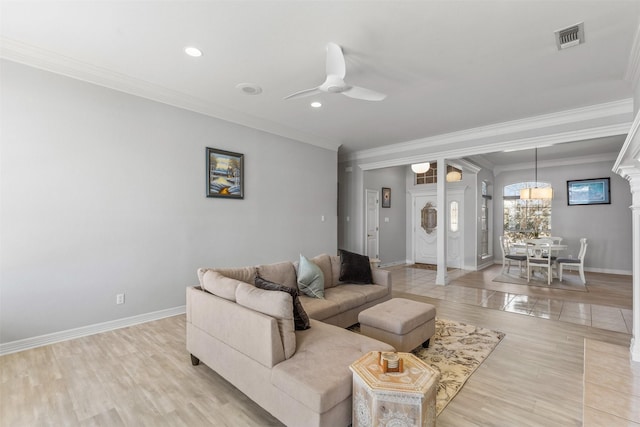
[349,351,439,427]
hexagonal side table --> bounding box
[349,351,439,427]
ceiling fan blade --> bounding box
[326,42,346,78]
[342,86,386,101]
[284,87,323,100]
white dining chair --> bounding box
[499,235,527,274]
[527,242,553,285]
[557,238,588,284]
[549,236,563,244]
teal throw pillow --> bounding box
[297,254,325,298]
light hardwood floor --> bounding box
[0,265,636,426]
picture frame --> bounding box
[206,147,244,199]
[567,177,610,206]
[381,187,391,208]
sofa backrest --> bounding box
[187,286,286,368]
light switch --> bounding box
[321,215,325,222]
[346,216,350,222]
[384,217,390,223]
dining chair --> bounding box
[549,236,563,244]
[557,238,588,284]
[526,242,553,285]
[499,235,526,274]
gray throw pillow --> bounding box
[297,254,325,298]
[255,274,310,330]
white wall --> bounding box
[0,60,338,343]
[493,160,633,273]
[363,166,406,265]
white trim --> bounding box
[0,305,186,356]
[359,123,632,171]
[346,99,633,163]
[494,152,619,176]
[378,260,407,268]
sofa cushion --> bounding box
[271,320,394,413]
[298,295,341,321]
[235,282,296,359]
[338,249,373,284]
[297,255,325,299]
[200,270,243,301]
[323,287,367,312]
[255,274,310,331]
[311,254,334,290]
[198,266,256,286]
[330,255,342,286]
[257,261,297,290]
[336,284,389,303]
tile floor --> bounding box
[387,265,633,334]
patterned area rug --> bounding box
[350,318,505,415]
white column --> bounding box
[628,172,640,362]
[436,158,449,285]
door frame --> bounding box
[409,188,466,267]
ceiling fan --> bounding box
[284,42,386,102]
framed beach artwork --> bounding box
[567,177,610,206]
[206,147,244,199]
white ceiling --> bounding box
[1,1,639,160]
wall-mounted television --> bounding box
[567,177,610,206]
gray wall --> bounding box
[363,167,406,265]
[1,60,338,343]
[493,160,633,273]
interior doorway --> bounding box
[365,189,379,259]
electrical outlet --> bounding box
[116,293,125,305]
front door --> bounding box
[413,190,464,267]
[414,194,438,264]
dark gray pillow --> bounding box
[255,274,310,330]
[338,249,373,284]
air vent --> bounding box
[555,22,584,50]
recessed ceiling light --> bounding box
[310,101,322,108]
[236,83,263,95]
[184,46,202,57]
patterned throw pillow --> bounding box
[255,274,310,330]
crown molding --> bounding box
[346,99,633,163]
[359,122,632,171]
[494,152,619,176]
[0,38,341,152]
[613,110,640,176]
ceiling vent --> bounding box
[555,22,584,50]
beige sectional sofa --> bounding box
[186,253,394,427]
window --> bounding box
[415,163,463,184]
[503,182,552,240]
[450,201,459,232]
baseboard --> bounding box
[491,260,631,276]
[0,305,186,356]
[378,260,407,268]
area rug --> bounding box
[493,271,587,292]
[349,318,505,415]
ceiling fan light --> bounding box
[411,163,430,174]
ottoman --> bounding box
[358,298,436,352]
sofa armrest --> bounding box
[371,268,391,292]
